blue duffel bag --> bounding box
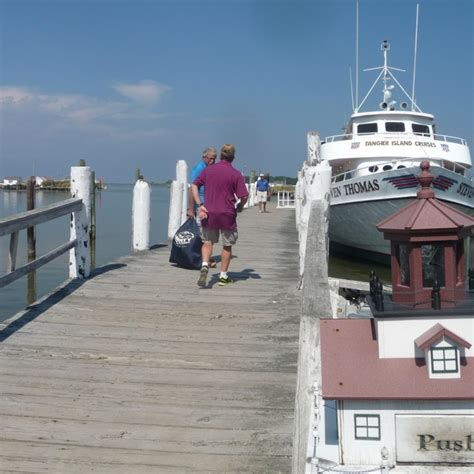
[169,218,202,270]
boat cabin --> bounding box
[347,110,435,138]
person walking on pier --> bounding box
[192,144,248,287]
[187,147,217,220]
[255,173,270,213]
[187,147,217,267]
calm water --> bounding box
[0,184,169,322]
[0,186,390,323]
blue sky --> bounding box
[0,0,472,183]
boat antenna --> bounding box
[411,4,420,111]
[350,67,355,111]
[355,0,359,110]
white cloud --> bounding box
[0,86,32,103]
[0,82,171,127]
[112,80,171,105]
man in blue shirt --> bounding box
[187,147,217,219]
[187,147,217,268]
[255,173,270,213]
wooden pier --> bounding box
[0,204,301,473]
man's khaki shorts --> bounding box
[202,228,238,246]
[256,191,268,203]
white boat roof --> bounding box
[350,110,434,121]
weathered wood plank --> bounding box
[0,198,82,236]
[0,440,291,473]
[0,239,77,289]
[0,204,300,471]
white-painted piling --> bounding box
[69,166,92,278]
[292,200,332,474]
[176,160,188,224]
[295,170,302,229]
[168,180,183,239]
[307,131,321,164]
[250,182,256,207]
[132,179,151,251]
[245,182,256,208]
[297,160,331,278]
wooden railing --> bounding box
[277,189,296,208]
[0,165,94,290]
[0,198,82,289]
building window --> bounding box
[397,243,410,286]
[431,346,459,373]
[386,122,405,132]
[422,244,445,287]
[354,414,381,440]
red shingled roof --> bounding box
[377,161,474,235]
[320,319,474,400]
[415,323,472,350]
[376,197,474,234]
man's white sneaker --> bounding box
[197,266,209,287]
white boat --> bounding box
[321,39,473,261]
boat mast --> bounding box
[411,4,420,111]
[381,40,394,110]
[355,1,359,111]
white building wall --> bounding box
[316,399,339,463]
[377,317,474,358]
[339,399,474,466]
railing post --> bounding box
[26,176,36,260]
[69,166,92,278]
[132,179,151,251]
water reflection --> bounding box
[0,184,170,322]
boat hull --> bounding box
[328,166,474,261]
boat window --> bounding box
[386,122,405,132]
[358,123,378,134]
[412,124,430,136]
[397,165,406,169]
[383,165,392,171]
[368,166,379,173]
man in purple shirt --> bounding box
[191,144,249,287]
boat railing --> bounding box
[323,131,468,146]
[331,157,471,184]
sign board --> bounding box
[396,415,474,463]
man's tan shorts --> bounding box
[256,191,268,203]
[202,228,238,246]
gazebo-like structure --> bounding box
[376,161,474,310]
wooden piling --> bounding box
[26,176,36,260]
[69,166,92,279]
[292,200,332,474]
[132,179,151,251]
[90,171,97,269]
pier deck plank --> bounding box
[0,204,300,473]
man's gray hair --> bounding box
[202,147,217,159]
